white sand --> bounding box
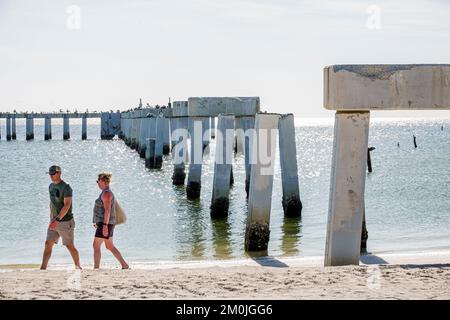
[1,250,449,300]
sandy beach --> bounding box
[1,250,449,300]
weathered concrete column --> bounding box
[145,138,156,169]
[171,118,189,185]
[138,117,148,158]
[210,114,235,218]
[6,117,11,141]
[234,118,243,154]
[240,116,256,196]
[126,117,133,146]
[324,111,370,266]
[63,116,70,140]
[322,64,450,265]
[278,114,302,217]
[130,117,138,149]
[163,117,171,155]
[154,116,164,169]
[11,117,16,140]
[210,117,216,139]
[134,116,142,151]
[245,113,279,251]
[186,117,205,199]
[44,117,52,140]
[26,116,34,140]
[101,112,114,140]
[170,118,179,150]
[81,116,87,140]
[202,117,210,151]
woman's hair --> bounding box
[98,172,112,183]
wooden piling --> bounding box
[367,147,375,173]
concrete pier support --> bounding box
[234,118,243,154]
[138,118,148,158]
[324,111,370,266]
[26,116,34,141]
[170,118,179,150]
[145,138,156,169]
[154,116,164,169]
[82,116,87,140]
[171,119,189,185]
[163,117,171,155]
[240,116,256,196]
[44,117,52,140]
[130,118,138,149]
[210,114,235,218]
[210,117,216,139]
[6,117,11,141]
[278,114,302,217]
[186,117,206,199]
[63,116,70,140]
[101,112,117,140]
[245,113,279,251]
[11,117,16,140]
[134,116,142,151]
[202,117,210,151]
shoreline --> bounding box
[1,250,449,300]
[1,249,450,271]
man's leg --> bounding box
[40,240,55,270]
[93,238,104,269]
[105,238,129,269]
[66,244,82,269]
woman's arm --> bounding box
[102,191,112,224]
[101,191,112,237]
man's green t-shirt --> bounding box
[49,181,73,221]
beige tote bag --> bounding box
[114,199,127,225]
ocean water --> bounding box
[0,118,449,265]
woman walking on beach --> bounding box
[93,173,129,269]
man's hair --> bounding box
[98,172,112,183]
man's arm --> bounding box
[57,197,72,220]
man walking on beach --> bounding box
[40,165,81,270]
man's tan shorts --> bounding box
[46,219,75,246]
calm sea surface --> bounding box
[0,118,449,265]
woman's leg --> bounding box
[93,237,104,269]
[105,237,129,269]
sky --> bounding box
[1,0,450,117]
